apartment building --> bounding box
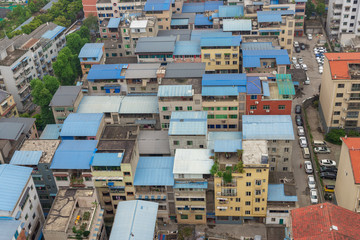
[243,115,294,172]
[95,126,140,218]
[134,156,176,223]
[78,43,105,75]
[135,36,176,63]
[221,19,252,34]
[0,164,45,240]
[173,41,202,63]
[0,23,66,112]
[202,74,247,131]
[10,140,60,215]
[0,219,26,240]
[246,75,294,115]
[137,130,171,156]
[213,140,269,224]
[125,63,162,94]
[96,0,144,20]
[0,117,38,139]
[200,35,241,73]
[294,0,306,36]
[173,149,213,224]
[171,13,196,30]
[43,188,107,240]
[50,86,83,124]
[326,0,360,39]
[319,53,360,132]
[144,0,172,30]
[82,0,97,17]
[0,89,18,119]
[168,111,208,155]
[335,137,360,212]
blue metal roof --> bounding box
[202,73,247,86]
[257,10,295,23]
[169,111,207,136]
[195,14,213,26]
[242,115,295,140]
[50,140,98,170]
[134,157,174,186]
[202,86,243,96]
[242,42,276,51]
[207,131,242,150]
[144,0,171,11]
[200,35,241,47]
[87,64,127,81]
[262,81,270,97]
[205,1,223,11]
[0,165,32,212]
[223,19,251,31]
[78,43,104,59]
[0,219,21,240]
[107,18,121,28]
[40,124,62,139]
[174,181,208,189]
[110,200,158,240]
[191,30,230,41]
[268,184,298,202]
[171,18,189,26]
[41,25,66,40]
[214,139,242,152]
[91,153,123,167]
[60,113,103,137]
[158,85,193,97]
[10,151,43,166]
[242,49,290,68]
[247,77,262,94]
[218,5,244,18]
[182,3,204,13]
[119,96,159,114]
[173,41,201,55]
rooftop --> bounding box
[157,29,191,41]
[165,62,205,78]
[173,41,201,56]
[135,36,176,53]
[257,10,295,23]
[200,36,241,47]
[218,5,244,18]
[107,18,121,28]
[0,122,24,140]
[78,43,104,59]
[144,0,171,11]
[109,200,158,240]
[0,164,32,214]
[87,64,127,81]
[194,14,213,26]
[242,49,290,68]
[0,49,27,66]
[161,78,202,94]
[0,117,35,136]
[207,131,242,150]
[222,19,251,32]
[76,96,123,114]
[19,139,60,164]
[247,76,262,94]
[291,203,360,240]
[40,124,63,139]
[130,20,148,29]
[119,96,159,114]
[191,30,231,41]
[182,1,223,13]
[158,85,193,97]
[41,25,66,40]
[100,125,138,140]
[241,42,276,51]
[60,113,103,137]
[214,139,242,153]
[169,111,207,136]
[138,130,170,155]
[202,73,247,86]
[267,184,298,202]
[342,137,360,184]
[134,157,174,186]
[243,115,295,140]
[10,151,42,166]
[125,63,160,79]
[0,219,21,240]
[91,153,123,167]
[242,140,268,165]
[173,149,213,174]
[0,89,11,103]
[49,86,82,107]
[97,140,135,164]
[325,52,360,80]
[50,140,98,170]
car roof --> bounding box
[310,189,317,194]
[308,175,314,180]
[325,185,335,188]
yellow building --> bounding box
[0,90,18,119]
[213,140,269,224]
[144,0,172,30]
[201,36,241,73]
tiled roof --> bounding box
[325,53,360,80]
[291,203,360,240]
[342,137,360,184]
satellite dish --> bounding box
[253,21,258,26]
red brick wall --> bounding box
[82,0,98,18]
[246,95,292,115]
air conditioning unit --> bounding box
[344,98,349,101]
[216,183,220,187]
[250,111,254,114]
[102,183,107,186]
[210,58,215,61]
[339,125,344,128]
[341,116,346,120]
[216,192,221,196]
[255,101,259,104]
[342,108,347,111]
[266,110,270,113]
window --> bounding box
[173,141,179,145]
[283,167,288,171]
[246,191,251,196]
[245,201,251,205]
[335,102,342,106]
[255,207,260,212]
[272,148,276,153]
[287,39,292,45]
[25,214,28,220]
[187,141,193,146]
[245,211,251,215]
[333,120,339,124]
[255,180,261,185]
[278,105,285,110]
[343,22,348,26]
[208,115,214,119]
[216,61,221,65]
[352,84,360,91]
[124,172,131,176]
[271,157,275,162]
[233,61,237,65]
[263,105,270,110]
[246,173,251,177]
[338,84,345,88]
[215,53,221,59]
[181,214,188,219]
[334,111,340,115]
[255,190,261,195]
[284,148,289,152]
[162,106,168,111]
[204,54,210,59]
[284,158,289,162]
[92,86,97,91]
[32,213,36,219]
[187,106,192,110]
[271,167,275,171]
[56,176,68,181]
[85,176,92,181]
[246,182,251,186]
[235,207,240,211]
[336,93,343,97]
[195,215,202,220]
[236,198,240,202]
[28,223,31,230]
[175,106,183,111]
[250,95,257,100]
[163,115,170,120]
[250,105,257,110]
[125,182,132,186]
[225,61,230,65]
[255,198,260,203]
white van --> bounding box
[313,140,327,147]
[303,147,310,159]
[304,161,313,174]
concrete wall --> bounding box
[169,135,207,155]
[268,140,293,172]
[201,47,240,73]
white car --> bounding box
[294,63,301,69]
[304,161,313,174]
[307,34,313,40]
[305,76,310,85]
[293,41,299,47]
[292,57,297,62]
[319,68,323,74]
[308,175,316,189]
[301,64,308,71]
[319,159,337,167]
[297,126,305,136]
[298,58,303,64]
[299,136,308,148]
[310,189,318,204]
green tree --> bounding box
[305,0,316,19]
[66,33,88,54]
[316,3,325,16]
[54,15,71,27]
[83,14,99,32]
[325,129,345,145]
[43,75,60,95]
[78,26,90,41]
[53,47,78,85]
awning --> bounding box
[216,198,228,200]
[293,81,299,86]
[135,119,156,125]
[107,182,114,186]
[11,62,21,70]
[21,57,29,62]
[53,173,68,177]
[262,81,270,97]
[15,210,22,220]
[217,206,228,210]
[259,29,281,32]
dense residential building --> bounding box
[82,0,97,17]
[0,164,45,240]
[213,139,269,224]
[173,149,213,224]
[289,203,360,240]
[50,86,83,124]
[0,23,66,112]
[125,63,162,94]
[43,188,107,240]
[144,0,172,30]
[0,89,18,119]
[294,0,306,36]
[0,219,26,240]
[79,43,105,75]
[135,36,176,63]
[137,130,171,156]
[40,124,63,140]
[243,115,294,172]
[10,139,60,215]
[173,40,202,63]
[335,137,360,212]
[319,53,360,132]
[96,0,143,20]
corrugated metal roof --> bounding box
[247,76,262,94]
[50,140,98,169]
[173,149,213,174]
[110,200,158,240]
[87,64,127,81]
[205,1,223,11]
[77,96,123,113]
[169,111,207,136]
[171,111,207,120]
[243,115,295,140]
[78,43,104,58]
[214,139,242,152]
[107,18,121,28]
[164,62,205,78]
[277,76,295,95]
[202,86,241,96]
[0,219,21,240]
[0,164,32,212]
[0,122,24,140]
[125,63,160,79]
[268,184,298,202]
[158,85,193,97]
[182,2,204,13]
[200,35,241,47]
[202,73,247,86]
[171,18,189,26]
[10,151,43,166]
[134,157,174,186]
[243,49,290,68]
[144,0,171,11]
[218,5,244,18]
[119,96,159,114]
[241,42,276,51]
[257,10,295,23]
[41,26,66,40]
[49,86,81,107]
[223,19,251,31]
[173,41,201,55]
[194,14,213,26]
[191,30,230,41]
[91,153,123,167]
[174,181,208,189]
[262,81,270,97]
[60,113,103,137]
[135,36,176,53]
[138,131,170,155]
[207,131,242,150]
[40,124,62,139]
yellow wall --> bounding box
[201,47,240,72]
[145,9,172,30]
[0,94,18,119]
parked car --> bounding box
[320,166,338,173]
[297,126,305,136]
[324,185,335,193]
[308,175,316,189]
[294,63,301,69]
[304,161,313,174]
[314,146,331,154]
[298,58,303,64]
[293,41,299,47]
[300,43,306,50]
[295,46,301,53]
[295,115,303,126]
[310,189,318,204]
[320,172,337,180]
[307,34,313,40]
[295,105,301,114]
[304,76,310,85]
[319,159,337,167]
[299,136,308,148]
[301,64,308,71]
